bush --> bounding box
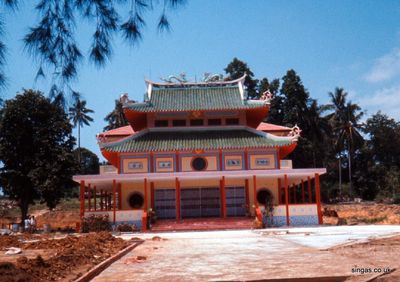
[394,194,400,205]
[81,214,111,232]
[116,223,138,232]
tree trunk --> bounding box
[78,122,81,167]
[348,148,352,198]
[20,200,29,230]
[338,156,342,198]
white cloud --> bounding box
[365,48,400,83]
[357,86,400,119]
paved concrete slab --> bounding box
[93,225,400,281]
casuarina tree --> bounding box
[0,89,76,224]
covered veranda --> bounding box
[73,168,326,229]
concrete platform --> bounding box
[93,225,400,281]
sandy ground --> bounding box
[93,225,400,282]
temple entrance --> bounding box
[181,187,221,218]
[225,186,246,217]
[154,189,176,219]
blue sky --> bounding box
[2,0,400,160]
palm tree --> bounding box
[103,99,129,131]
[326,88,364,197]
[305,99,332,167]
[69,99,94,166]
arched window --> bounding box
[191,157,207,171]
[128,192,144,209]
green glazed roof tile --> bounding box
[125,86,266,112]
[101,129,294,153]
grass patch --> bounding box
[357,216,387,224]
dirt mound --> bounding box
[35,210,80,230]
[0,261,33,282]
[323,203,400,225]
[0,232,132,281]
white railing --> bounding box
[280,159,292,169]
[100,165,118,175]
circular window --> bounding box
[191,157,207,171]
[257,189,273,205]
[128,192,144,209]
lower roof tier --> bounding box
[100,127,298,154]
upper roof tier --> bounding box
[123,74,268,113]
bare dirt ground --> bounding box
[332,235,400,281]
[0,232,135,282]
[323,203,400,225]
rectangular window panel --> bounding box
[128,162,143,169]
[208,119,222,125]
[158,161,172,168]
[190,119,204,126]
[226,118,239,125]
[155,120,168,127]
[226,159,241,166]
[256,158,270,166]
[172,119,186,127]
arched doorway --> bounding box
[257,189,274,206]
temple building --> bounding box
[73,74,326,229]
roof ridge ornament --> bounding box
[145,73,247,87]
[288,124,302,141]
[202,73,224,82]
[260,89,273,103]
[160,73,188,83]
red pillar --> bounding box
[277,178,281,204]
[315,173,323,224]
[80,180,85,218]
[150,182,155,209]
[253,175,257,207]
[144,178,148,211]
[284,174,290,225]
[293,184,297,204]
[175,152,180,172]
[94,185,97,211]
[112,180,116,224]
[100,190,103,210]
[301,180,305,203]
[222,176,226,218]
[117,183,122,210]
[307,176,312,203]
[88,184,91,211]
[175,177,181,222]
[245,179,250,210]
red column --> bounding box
[117,183,122,210]
[144,178,148,211]
[301,180,305,203]
[219,150,223,170]
[175,177,181,222]
[245,179,250,210]
[80,180,85,218]
[244,150,249,170]
[150,182,155,209]
[284,174,290,226]
[88,184,91,211]
[293,184,297,204]
[112,180,116,224]
[307,176,312,203]
[222,176,226,218]
[315,173,323,224]
[175,152,180,172]
[150,152,154,173]
[253,175,257,207]
[277,178,281,204]
[100,190,103,210]
[94,185,97,211]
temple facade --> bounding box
[73,75,326,229]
